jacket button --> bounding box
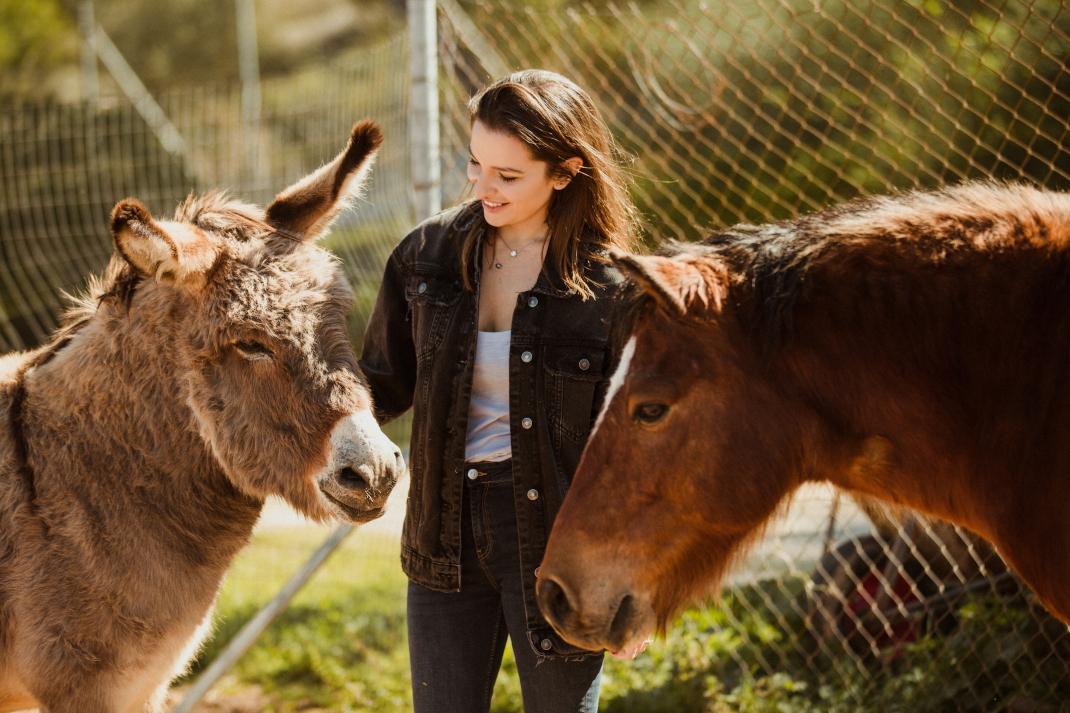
[418,282,428,294]
[540,638,553,651]
[521,350,533,363]
[527,488,539,501]
[466,468,479,480]
[527,296,539,308]
[521,417,533,429]
[578,357,590,371]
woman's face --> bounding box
[467,120,563,239]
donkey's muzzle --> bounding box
[319,464,396,523]
[317,410,404,523]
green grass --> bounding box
[186,530,1070,712]
[183,528,412,712]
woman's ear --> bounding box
[553,157,584,190]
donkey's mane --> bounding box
[175,191,275,240]
[60,192,275,330]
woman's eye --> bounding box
[500,175,518,183]
[633,402,669,424]
[467,156,479,166]
[234,340,273,359]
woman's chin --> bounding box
[482,209,507,226]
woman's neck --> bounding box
[496,214,550,248]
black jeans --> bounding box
[407,459,603,713]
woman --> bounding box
[359,69,640,713]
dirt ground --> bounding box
[164,680,282,713]
[13,683,277,713]
[165,688,262,712]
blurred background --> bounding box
[3,1,1070,711]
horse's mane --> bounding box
[620,181,1070,357]
[610,223,818,360]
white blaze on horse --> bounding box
[0,121,403,713]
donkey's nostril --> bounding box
[337,466,369,490]
[539,577,575,626]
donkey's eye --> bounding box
[233,340,274,360]
[633,402,669,425]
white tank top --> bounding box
[464,330,513,462]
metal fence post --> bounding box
[235,0,262,189]
[78,0,99,104]
[408,0,441,221]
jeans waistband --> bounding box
[463,459,512,484]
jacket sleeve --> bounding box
[358,247,416,424]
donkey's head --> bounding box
[108,121,403,523]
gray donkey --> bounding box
[0,121,404,713]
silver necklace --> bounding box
[493,233,544,269]
[494,235,519,269]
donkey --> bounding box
[0,121,403,713]
[536,182,1070,655]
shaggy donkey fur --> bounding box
[0,121,403,713]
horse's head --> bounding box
[107,121,403,523]
[537,247,814,654]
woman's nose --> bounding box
[470,173,487,195]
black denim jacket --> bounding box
[358,201,623,659]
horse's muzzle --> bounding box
[535,569,653,654]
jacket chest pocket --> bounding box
[543,345,606,444]
[406,275,461,360]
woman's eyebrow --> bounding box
[468,146,524,174]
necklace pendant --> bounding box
[509,250,518,257]
[494,262,503,269]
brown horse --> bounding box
[536,182,1070,655]
[0,121,403,712]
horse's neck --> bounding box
[781,251,1070,533]
[19,310,262,564]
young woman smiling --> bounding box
[360,69,640,713]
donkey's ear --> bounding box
[265,119,384,245]
[611,249,726,318]
[111,199,218,288]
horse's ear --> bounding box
[265,119,384,246]
[611,249,726,318]
[111,199,218,289]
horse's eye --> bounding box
[234,340,274,360]
[633,402,669,424]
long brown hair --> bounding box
[460,69,640,299]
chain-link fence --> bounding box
[4,0,1070,709]
[0,33,411,353]
[437,0,1070,708]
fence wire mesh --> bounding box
[438,0,1070,708]
[0,33,412,353]
[2,0,1070,709]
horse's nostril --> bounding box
[337,466,369,490]
[540,578,575,625]
[608,593,636,646]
